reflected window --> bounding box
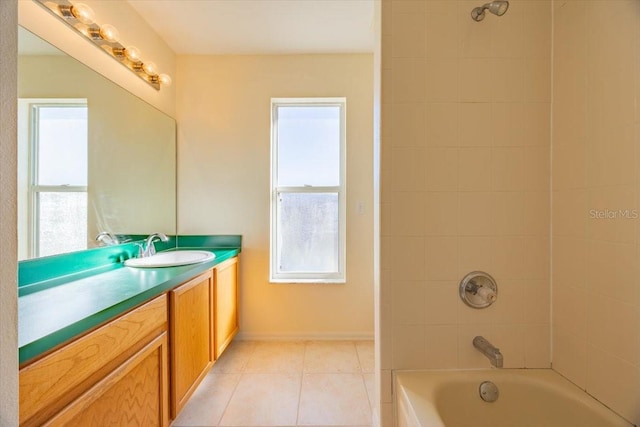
[270,98,346,283]
[19,99,88,258]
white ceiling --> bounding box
[126,0,375,55]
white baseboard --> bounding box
[236,331,374,341]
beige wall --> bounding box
[0,0,18,424]
[380,0,552,422]
[176,54,375,339]
[552,1,640,425]
[18,0,176,117]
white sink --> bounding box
[124,250,215,268]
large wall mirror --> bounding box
[17,26,176,260]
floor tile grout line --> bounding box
[294,342,309,426]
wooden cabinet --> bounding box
[19,295,169,427]
[213,256,239,359]
[20,256,239,425]
[169,270,214,418]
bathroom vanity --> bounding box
[18,236,240,426]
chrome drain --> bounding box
[479,381,499,402]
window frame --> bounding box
[270,97,347,283]
[18,99,88,258]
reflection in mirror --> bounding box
[17,26,176,260]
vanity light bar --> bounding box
[33,0,171,90]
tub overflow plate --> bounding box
[479,381,499,402]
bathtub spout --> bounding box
[473,336,503,368]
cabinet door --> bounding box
[20,295,168,426]
[45,332,169,427]
[214,257,239,359]
[170,271,214,418]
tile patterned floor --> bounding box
[171,340,374,427]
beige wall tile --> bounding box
[459,192,493,236]
[391,280,426,325]
[523,191,550,237]
[392,323,426,369]
[458,324,494,368]
[553,284,587,339]
[552,189,588,238]
[522,103,551,147]
[392,58,427,103]
[392,13,426,58]
[552,236,587,289]
[523,57,551,103]
[552,328,587,389]
[458,236,492,276]
[425,59,459,102]
[490,0,523,57]
[521,0,551,59]
[425,103,459,147]
[392,103,426,147]
[588,186,637,242]
[390,191,426,236]
[492,103,525,147]
[425,2,459,59]
[587,240,636,303]
[425,191,458,236]
[491,236,527,279]
[459,58,493,102]
[491,58,524,103]
[491,284,525,325]
[426,236,459,280]
[458,1,492,58]
[586,346,640,426]
[459,148,492,191]
[492,324,525,368]
[524,324,551,368]
[491,147,525,191]
[491,191,525,236]
[524,146,550,191]
[553,142,587,190]
[390,236,426,281]
[459,103,493,147]
[424,281,458,325]
[426,147,458,191]
[587,294,639,366]
[425,325,458,368]
[391,147,426,191]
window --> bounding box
[270,98,346,283]
[18,99,88,258]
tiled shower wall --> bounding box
[379,0,552,421]
[551,1,640,425]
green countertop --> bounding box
[18,236,241,366]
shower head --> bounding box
[471,1,509,21]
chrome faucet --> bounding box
[473,336,503,368]
[95,231,119,246]
[142,232,169,257]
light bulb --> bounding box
[158,74,172,86]
[124,46,141,62]
[99,24,120,43]
[70,2,95,25]
[142,62,157,75]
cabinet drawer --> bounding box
[20,294,168,426]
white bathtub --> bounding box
[395,369,634,427]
